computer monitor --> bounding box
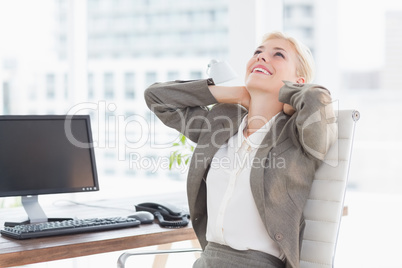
[0,115,99,226]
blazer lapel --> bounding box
[187,113,243,209]
[250,112,289,219]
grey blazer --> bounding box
[144,79,337,268]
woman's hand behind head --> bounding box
[283,103,296,116]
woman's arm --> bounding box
[144,79,218,143]
[208,85,250,109]
[279,81,337,161]
[144,79,249,144]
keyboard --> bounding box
[1,217,141,240]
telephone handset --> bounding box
[135,202,190,228]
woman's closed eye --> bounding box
[274,51,285,58]
[253,50,262,56]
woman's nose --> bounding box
[257,53,266,62]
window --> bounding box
[88,73,94,99]
[302,27,314,39]
[104,72,114,99]
[300,5,313,17]
[64,73,68,99]
[124,72,135,99]
[284,6,293,18]
[145,71,157,87]
[190,71,202,79]
[2,81,10,114]
[167,71,179,81]
[46,74,55,99]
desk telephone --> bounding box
[135,202,190,228]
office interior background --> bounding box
[0,0,402,267]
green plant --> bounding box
[169,134,194,170]
[0,197,22,208]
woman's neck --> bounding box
[244,92,283,138]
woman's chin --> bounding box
[245,79,277,94]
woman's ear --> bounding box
[296,77,306,84]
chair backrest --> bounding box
[300,110,359,268]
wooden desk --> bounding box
[0,194,197,267]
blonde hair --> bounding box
[261,32,315,83]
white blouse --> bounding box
[205,113,284,260]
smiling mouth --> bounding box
[252,67,271,75]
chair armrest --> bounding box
[117,248,203,268]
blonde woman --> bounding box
[145,32,337,268]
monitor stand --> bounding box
[4,195,73,227]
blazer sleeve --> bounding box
[144,79,218,143]
[279,80,338,161]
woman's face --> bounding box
[245,38,302,94]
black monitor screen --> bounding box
[0,115,99,197]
